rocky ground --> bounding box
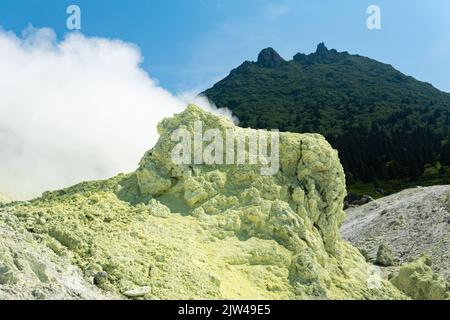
[0,209,116,299]
[342,185,449,280]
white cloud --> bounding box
[0,26,234,200]
[177,91,239,124]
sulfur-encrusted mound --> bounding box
[389,256,449,300]
[0,105,405,299]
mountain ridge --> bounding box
[204,44,450,189]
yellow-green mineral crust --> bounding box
[1,105,406,299]
[389,256,449,300]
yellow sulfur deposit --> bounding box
[0,105,406,299]
[389,256,449,300]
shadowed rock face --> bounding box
[0,105,405,299]
[256,47,286,68]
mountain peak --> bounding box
[293,43,347,64]
[256,47,285,68]
[316,42,328,54]
[204,44,450,187]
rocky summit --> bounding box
[0,105,405,299]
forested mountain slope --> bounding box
[204,43,450,188]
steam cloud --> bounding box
[0,27,233,200]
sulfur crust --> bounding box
[1,105,406,299]
[390,256,449,300]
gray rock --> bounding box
[32,290,46,300]
[376,244,395,266]
[0,264,17,285]
[356,195,374,206]
[344,193,374,209]
[93,271,108,286]
[123,286,151,298]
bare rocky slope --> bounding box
[0,209,116,300]
[342,185,450,280]
[0,105,405,300]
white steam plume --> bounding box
[0,27,234,200]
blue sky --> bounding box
[1,0,449,93]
